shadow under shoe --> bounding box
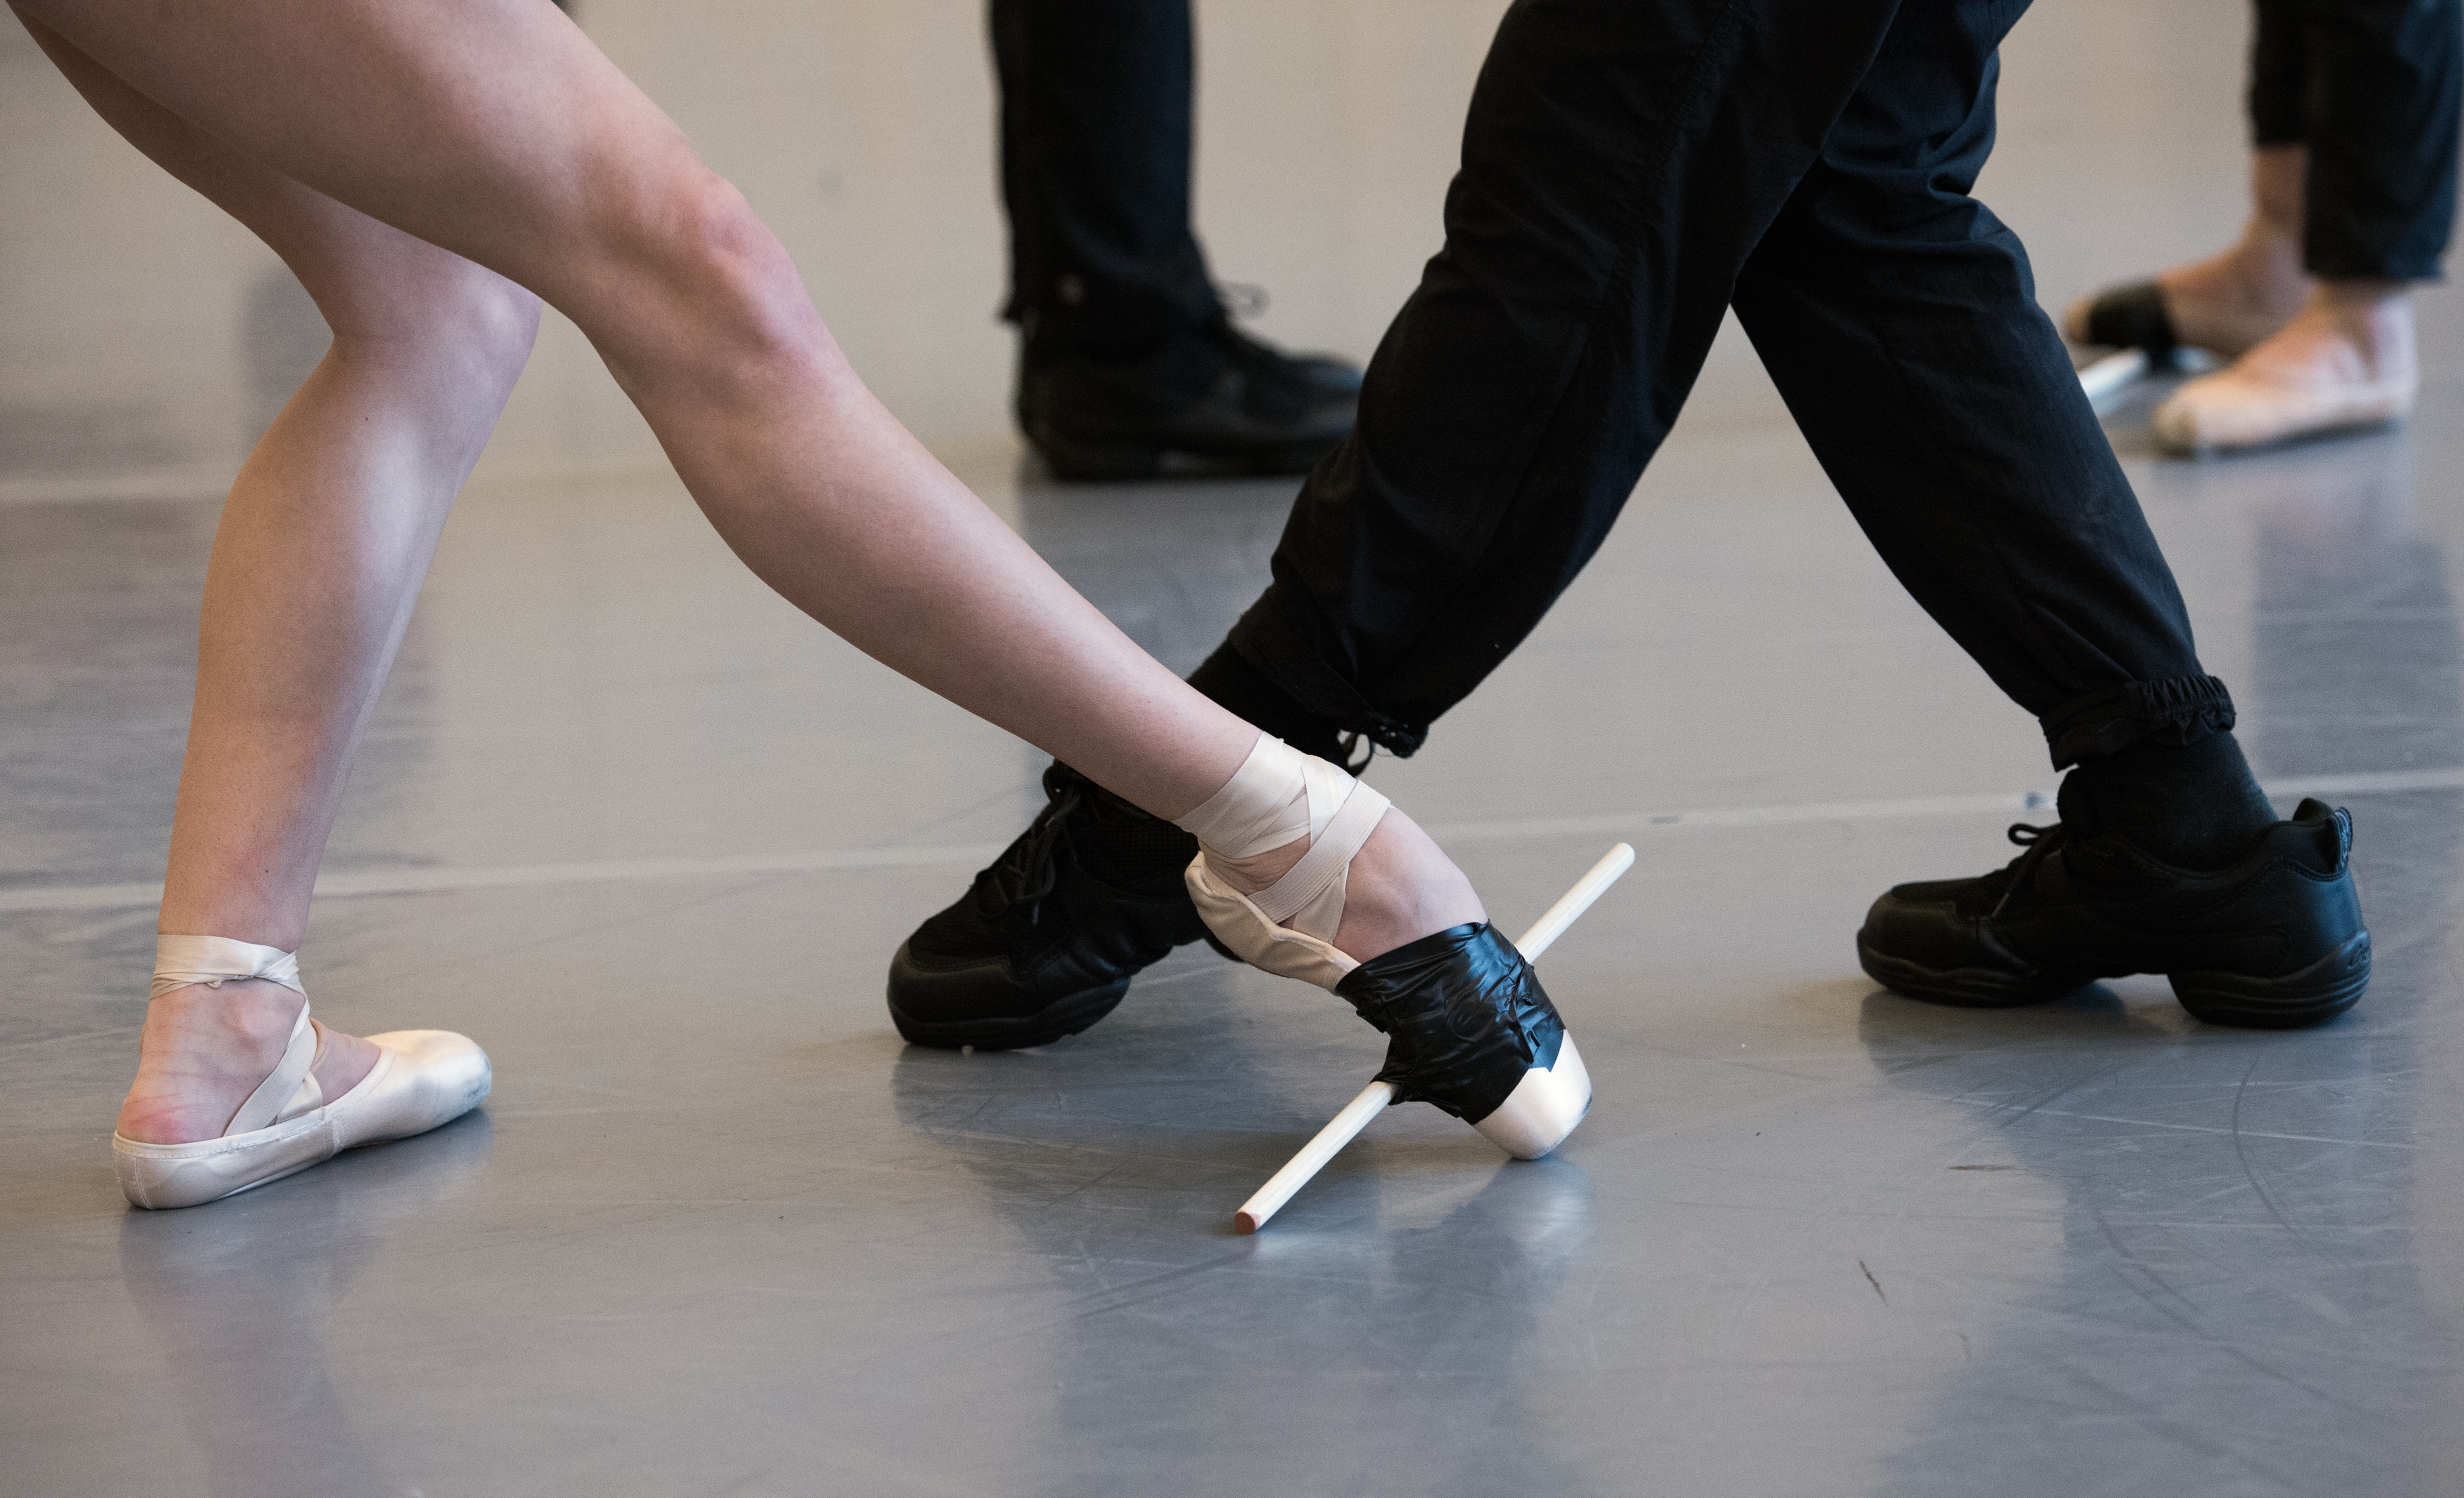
[888,762,1220,1050]
[1337,923,1592,1159]
[1856,798,2370,1029]
[1017,321,1358,481]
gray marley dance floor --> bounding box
[6,4,2464,1495]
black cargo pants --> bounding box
[989,0,1224,360]
[1218,0,2238,770]
[2251,0,2462,281]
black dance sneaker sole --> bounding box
[1857,798,2370,1030]
[886,967,1131,1051]
[1015,323,1360,483]
[2164,929,2372,1028]
[1855,928,2371,1028]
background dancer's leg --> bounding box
[2068,0,2462,451]
[2152,0,2460,452]
[990,0,1219,362]
[988,0,1360,478]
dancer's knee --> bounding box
[322,259,541,408]
[450,275,542,401]
[609,169,834,377]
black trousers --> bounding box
[1218,0,2234,772]
[2250,0,2462,280]
[989,0,1222,358]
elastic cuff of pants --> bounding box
[1222,593,1430,759]
[2040,675,2238,770]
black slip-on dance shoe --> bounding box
[2070,280,2180,356]
[1016,320,1360,481]
[888,762,1218,1049]
[1857,798,2368,1029]
[1336,923,1591,1158]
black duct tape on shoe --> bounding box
[2081,281,2178,356]
[1335,923,1566,1123]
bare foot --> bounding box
[116,978,380,1144]
[1205,806,1484,962]
[2064,145,2312,356]
[2152,281,2416,454]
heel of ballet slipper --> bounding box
[1470,1033,1593,1160]
[114,1113,340,1210]
[1185,851,1361,991]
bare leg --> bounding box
[17,15,542,1144]
[16,0,1479,1141]
[17,0,1258,816]
[2063,145,2316,355]
[2150,144,2317,354]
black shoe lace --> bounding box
[978,774,1086,925]
[1989,821,2071,919]
[1336,731,1376,777]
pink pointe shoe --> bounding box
[114,937,491,1209]
[1177,737,1592,1159]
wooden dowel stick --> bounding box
[1232,842,1636,1234]
[1232,1079,1396,1234]
[1514,843,1636,963]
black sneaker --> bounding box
[1016,321,1359,481]
[1857,796,2369,1029]
[888,762,1216,1049]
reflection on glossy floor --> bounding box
[6,3,2464,1496]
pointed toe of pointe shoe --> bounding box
[113,1017,490,1211]
[1470,1032,1593,1159]
[2152,369,2414,456]
[1337,923,1592,1161]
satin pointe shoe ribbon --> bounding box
[1176,734,1392,990]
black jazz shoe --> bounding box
[1016,320,1360,481]
[1336,923,1592,1158]
[888,763,1215,1049]
[1858,797,2369,1029]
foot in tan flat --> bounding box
[2151,282,2416,455]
